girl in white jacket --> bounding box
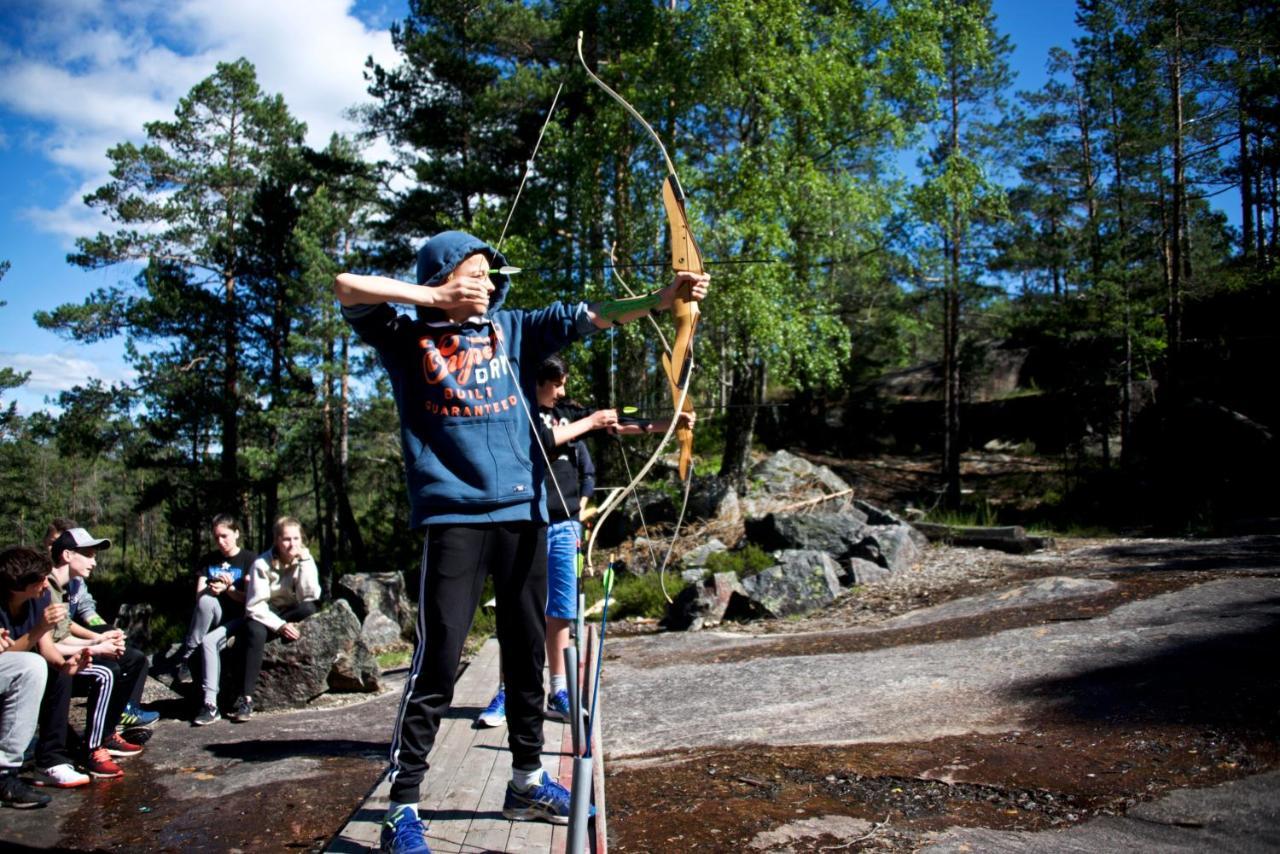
[228,517,320,723]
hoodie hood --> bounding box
[414,230,511,322]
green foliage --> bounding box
[611,572,687,621]
[703,544,774,579]
[581,570,687,622]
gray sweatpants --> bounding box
[0,651,47,769]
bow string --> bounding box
[577,31,703,587]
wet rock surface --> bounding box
[5,667,408,852]
[603,533,1280,852]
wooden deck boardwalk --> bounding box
[327,636,605,853]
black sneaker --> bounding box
[229,695,253,723]
[193,704,220,726]
[0,770,51,809]
[174,661,193,685]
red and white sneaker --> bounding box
[33,763,91,788]
[105,732,143,757]
[84,747,124,778]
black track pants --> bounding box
[387,521,547,805]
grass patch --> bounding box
[702,544,774,579]
[581,570,687,621]
[377,647,413,670]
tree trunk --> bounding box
[1165,11,1186,403]
[222,271,241,513]
[718,356,761,484]
[1239,91,1254,260]
[942,74,963,510]
[943,233,963,510]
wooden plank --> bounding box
[426,646,507,852]
[327,640,502,853]
[329,637,587,854]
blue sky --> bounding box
[0,1,1108,415]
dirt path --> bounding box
[601,534,1280,852]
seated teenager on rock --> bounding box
[0,546,92,790]
[48,528,148,778]
[0,622,49,808]
[183,515,259,727]
[222,517,319,724]
[45,519,157,732]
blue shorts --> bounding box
[545,520,581,620]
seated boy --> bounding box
[0,545,92,789]
[48,529,148,777]
[0,630,50,808]
[45,519,157,731]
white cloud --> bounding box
[0,0,403,239]
[0,350,135,399]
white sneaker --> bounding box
[34,763,91,788]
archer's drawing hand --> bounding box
[591,409,619,432]
[430,269,495,316]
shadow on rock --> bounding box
[206,737,388,761]
[1008,608,1280,730]
[1083,535,1280,575]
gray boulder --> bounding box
[845,557,891,586]
[254,600,379,710]
[665,571,747,631]
[848,524,922,574]
[744,511,868,556]
[742,450,850,518]
[739,550,844,619]
[853,500,929,549]
[335,571,416,649]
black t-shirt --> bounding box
[539,404,597,523]
[0,589,51,641]
[196,548,257,615]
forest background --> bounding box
[0,0,1275,648]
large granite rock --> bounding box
[665,571,747,631]
[741,450,851,519]
[744,511,868,557]
[738,550,844,619]
[255,600,379,710]
[335,571,416,649]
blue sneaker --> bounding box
[380,805,431,853]
[544,688,571,722]
[477,688,505,728]
[119,701,160,728]
[503,771,594,824]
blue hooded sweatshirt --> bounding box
[343,231,597,528]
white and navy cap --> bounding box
[53,527,112,554]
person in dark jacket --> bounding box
[335,229,707,852]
